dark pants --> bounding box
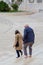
[16,50,23,57]
[23,42,33,56]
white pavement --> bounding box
[0,12,43,65]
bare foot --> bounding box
[24,55,28,58]
[29,55,32,58]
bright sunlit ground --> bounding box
[0,12,43,65]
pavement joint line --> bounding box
[0,12,36,16]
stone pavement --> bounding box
[0,12,43,65]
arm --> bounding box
[23,29,27,41]
[13,35,17,48]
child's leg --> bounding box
[19,50,23,55]
[16,50,20,58]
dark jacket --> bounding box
[23,27,35,44]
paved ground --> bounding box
[0,12,43,65]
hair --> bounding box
[15,30,20,34]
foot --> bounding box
[29,55,32,58]
[24,55,28,58]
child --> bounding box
[13,30,23,58]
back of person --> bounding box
[23,25,35,58]
[26,27,35,43]
[15,33,23,50]
[23,26,35,44]
[13,30,23,58]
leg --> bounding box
[19,50,23,55]
[29,43,33,57]
[16,50,20,58]
[23,44,28,56]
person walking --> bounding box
[13,30,23,58]
[23,25,35,58]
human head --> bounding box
[15,30,20,34]
[24,24,29,28]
